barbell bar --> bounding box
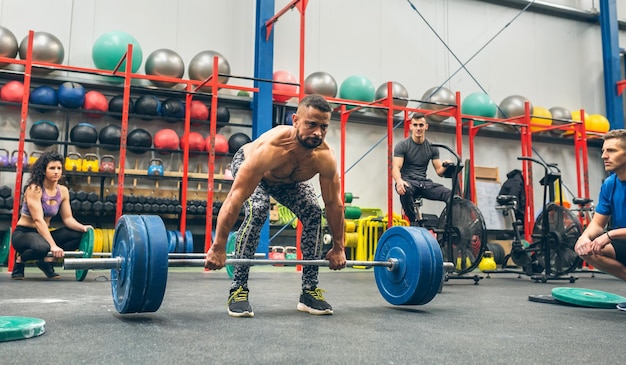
[64,258,405,270]
[63,215,448,314]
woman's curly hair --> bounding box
[25,151,64,189]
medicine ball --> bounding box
[108,95,135,119]
[70,122,98,148]
[127,128,153,154]
[57,82,85,108]
[29,120,59,147]
[1,80,24,103]
[83,90,108,118]
[30,85,58,111]
[134,95,161,119]
[216,105,230,123]
[190,100,209,121]
[180,131,205,152]
[228,133,251,154]
[98,124,122,151]
[161,97,185,119]
[213,133,229,154]
[153,129,179,151]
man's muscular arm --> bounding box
[318,152,346,270]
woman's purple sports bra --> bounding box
[21,185,62,217]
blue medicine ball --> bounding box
[57,82,85,109]
[30,85,57,111]
[161,98,185,119]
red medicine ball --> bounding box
[190,100,209,121]
[1,80,24,103]
[83,90,109,118]
[154,129,180,152]
[210,133,229,154]
[180,131,205,152]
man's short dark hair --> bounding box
[299,94,331,113]
[409,112,425,121]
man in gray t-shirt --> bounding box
[392,112,452,224]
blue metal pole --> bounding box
[600,0,624,130]
[253,0,275,256]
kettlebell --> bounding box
[0,148,9,167]
[478,251,497,272]
[81,153,99,173]
[285,246,297,260]
[100,155,116,174]
[65,152,82,172]
[28,150,42,166]
[455,255,472,271]
[11,150,29,168]
[147,158,164,177]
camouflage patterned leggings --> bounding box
[230,148,324,290]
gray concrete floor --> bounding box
[1,265,624,365]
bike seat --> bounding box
[572,197,593,206]
[496,195,517,206]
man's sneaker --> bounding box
[36,260,60,279]
[617,302,626,312]
[227,286,254,317]
[297,287,333,315]
[11,262,25,280]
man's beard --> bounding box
[297,133,322,149]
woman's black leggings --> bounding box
[12,226,84,261]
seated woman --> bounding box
[11,151,92,279]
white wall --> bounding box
[0,0,620,221]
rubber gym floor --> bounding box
[1,265,624,365]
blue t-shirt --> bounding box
[595,173,626,229]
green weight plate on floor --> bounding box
[225,232,236,279]
[0,229,10,266]
[76,228,95,281]
[139,215,169,313]
[551,287,626,309]
[111,215,150,314]
[0,316,46,342]
[528,294,580,307]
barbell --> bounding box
[63,215,450,314]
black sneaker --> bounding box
[227,286,254,317]
[297,287,333,315]
[617,302,626,312]
[11,262,25,280]
[36,260,60,279]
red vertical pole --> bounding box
[115,44,133,223]
[578,110,590,199]
[454,91,463,193]
[521,102,534,242]
[8,30,34,273]
[204,57,220,253]
[179,87,192,236]
[340,105,347,207]
[386,82,394,228]
[468,122,477,203]
[297,0,308,101]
